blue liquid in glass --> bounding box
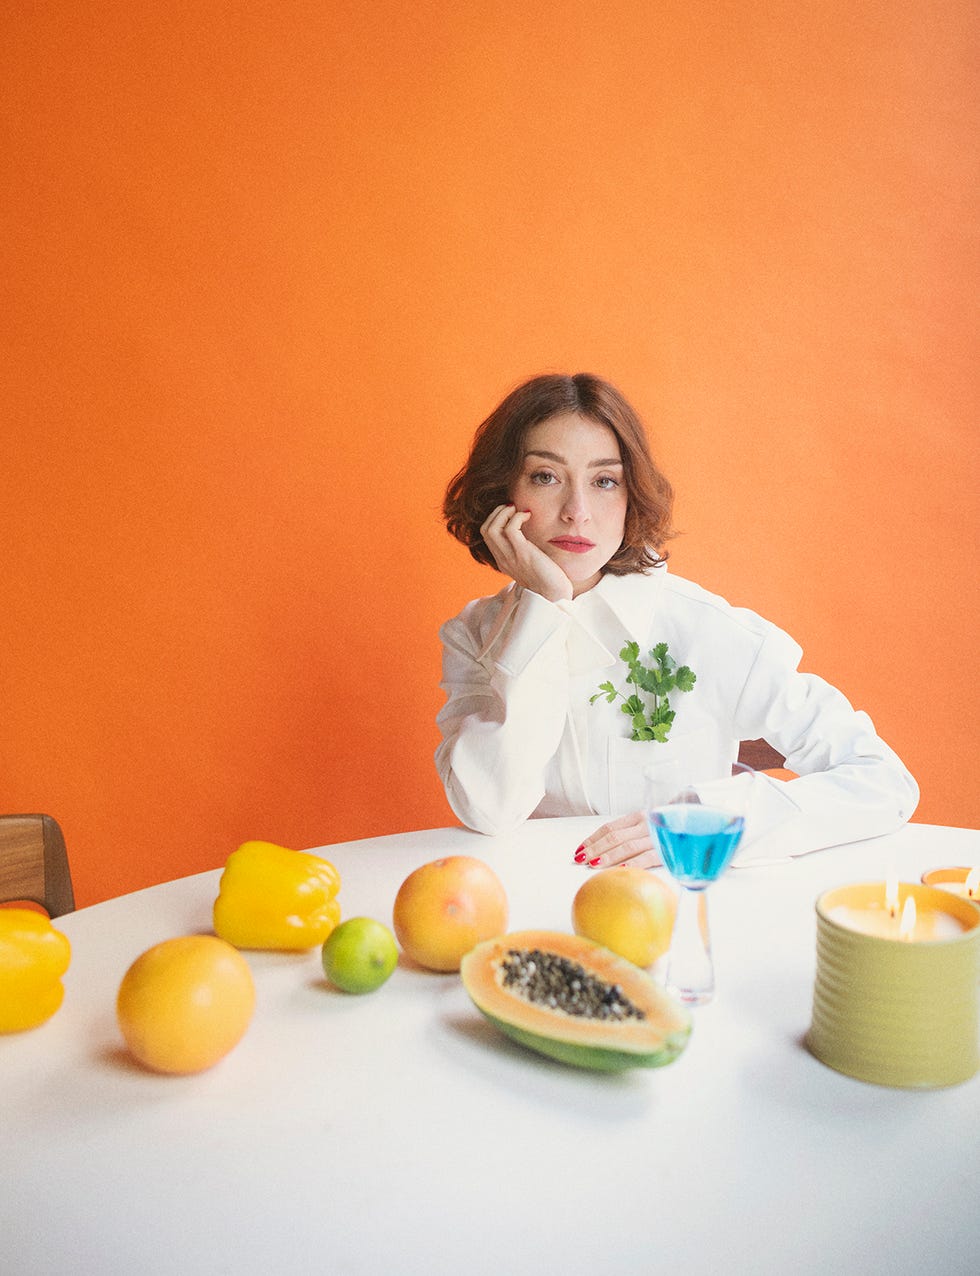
[647,805,745,887]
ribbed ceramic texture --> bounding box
[807,883,980,1089]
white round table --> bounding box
[2,818,978,1275]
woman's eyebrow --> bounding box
[524,449,624,467]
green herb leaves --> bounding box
[590,641,697,743]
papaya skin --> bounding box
[484,1015,691,1072]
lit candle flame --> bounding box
[966,866,980,899]
[899,895,917,941]
[885,874,899,918]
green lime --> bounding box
[321,917,398,994]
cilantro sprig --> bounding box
[590,641,697,743]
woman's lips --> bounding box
[549,537,596,554]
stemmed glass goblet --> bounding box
[644,761,754,1006]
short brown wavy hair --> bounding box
[443,373,675,576]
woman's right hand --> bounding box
[573,812,663,869]
[479,504,573,602]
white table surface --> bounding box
[2,818,978,1276]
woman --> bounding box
[436,373,918,867]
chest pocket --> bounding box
[606,725,736,816]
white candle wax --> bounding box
[827,903,967,941]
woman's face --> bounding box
[509,412,628,596]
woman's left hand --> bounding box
[574,812,664,869]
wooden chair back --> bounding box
[737,739,786,772]
[0,814,76,917]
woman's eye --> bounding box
[595,475,620,490]
[529,470,558,485]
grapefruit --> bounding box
[392,856,508,972]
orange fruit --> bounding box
[116,935,256,1074]
[572,868,677,968]
[392,856,508,972]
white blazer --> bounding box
[435,567,919,862]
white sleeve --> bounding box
[720,627,919,861]
[435,592,573,835]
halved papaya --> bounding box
[460,929,691,1071]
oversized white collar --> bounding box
[476,565,669,674]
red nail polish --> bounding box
[574,851,586,863]
[588,857,602,867]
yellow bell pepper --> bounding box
[213,840,342,950]
[0,909,72,1033]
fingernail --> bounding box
[588,857,603,868]
[574,850,587,863]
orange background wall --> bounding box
[3,2,977,907]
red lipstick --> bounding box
[549,537,596,554]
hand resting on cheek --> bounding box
[479,504,574,604]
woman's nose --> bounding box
[561,486,591,522]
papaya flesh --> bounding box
[460,930,691,1071]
